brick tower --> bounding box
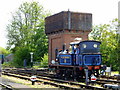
[45,11,92,65]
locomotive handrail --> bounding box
[81,53,101,55]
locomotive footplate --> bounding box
[49,64,83,69]
[49,64,100,70]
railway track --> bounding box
[2,68,120,89]
[96,75,120,87]
[3,72,105,90]
[8,68,120,82]
[99,75,120,80]
[0,83,13,90]
[2,69,105,90]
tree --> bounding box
[0,47,10,55]
[117,19,120,74]
[89,19,119,71]
[13,46,30,67]
[6,2,50,67]
[116,34,120,73]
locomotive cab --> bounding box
[58,41,81,66]
[58,40,101,67]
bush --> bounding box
[2,61,15,68]
[13,47,31,68]
[40,54,48,68]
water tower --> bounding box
[45,11,92,65]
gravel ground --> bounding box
[1,75,58,89]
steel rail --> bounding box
[0,82,14,90]
[3,72,107,90]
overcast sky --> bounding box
[0,0,119,48]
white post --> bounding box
[30,52,33,67]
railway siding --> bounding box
[2,68,120,90]
[2,70,107,90]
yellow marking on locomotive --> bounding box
[64,59,66,63]
[61,57,70,59]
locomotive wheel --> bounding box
[55,69,64,79]
[62,69,72,80]
[88,70,92,77]
[95,69,99,77]
[91,69,99,77]
[74,70,85,82]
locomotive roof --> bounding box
[70,40,101,45]
[80,40,101,43]
[70,41,80,45]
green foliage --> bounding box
[40,54,48,68]
[6,2,50,67]
[13,47,31,67]
[116,34,120,73]
[89,19,119,70]
[2,61,15,68]
[33,54,48,68]
[0,47,10,56]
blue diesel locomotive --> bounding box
[50,40,101,80]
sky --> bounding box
[0,0,119,48]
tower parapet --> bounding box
[45,11,92,34]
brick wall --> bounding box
[48,30,90,65]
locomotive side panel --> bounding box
[59,54,73,65]
[83,54,102,66]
